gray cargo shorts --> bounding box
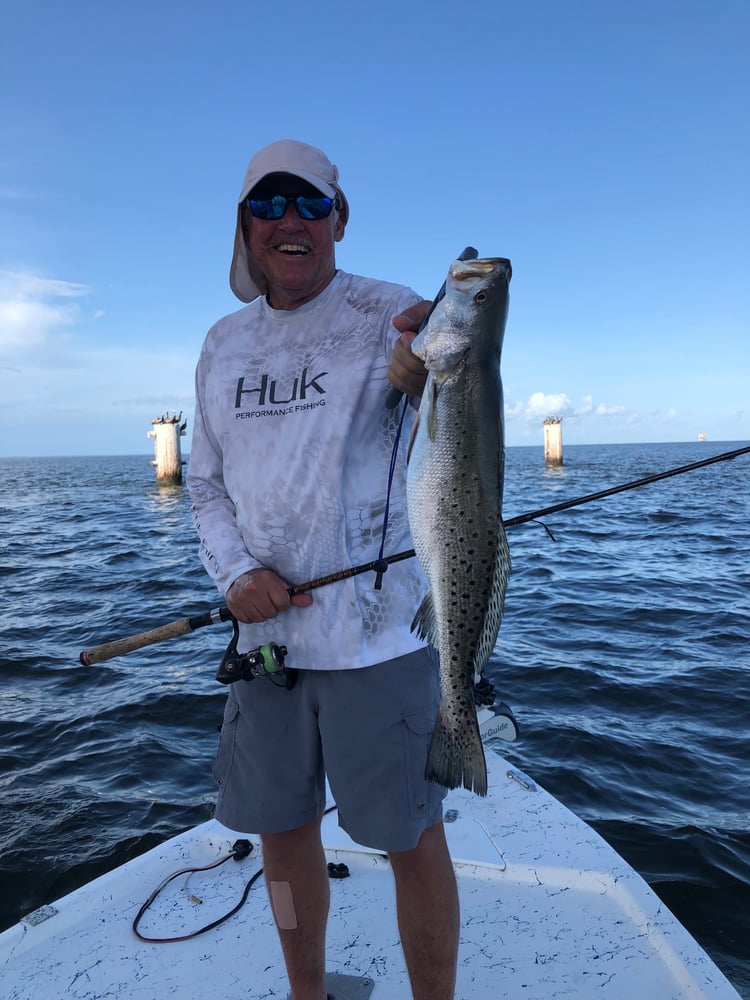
[212,645,447,852]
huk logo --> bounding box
[235,368,328,408]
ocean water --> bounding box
[0,442,748,996]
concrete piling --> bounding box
[148,412,187,484]
[544,417,563,465]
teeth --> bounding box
[277,244,309,254]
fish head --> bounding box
[412,257,511,373]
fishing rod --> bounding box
[502,441,750,528]
[78,442,750,666]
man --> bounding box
[188,139,458,1000]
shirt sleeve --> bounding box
[187,355,263,596]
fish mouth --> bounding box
[451,257,511,281]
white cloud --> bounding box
[0,270,92,358]
[1,273,90,299]
[502,389,720,448]
[0,269,198,455]
[523,391,572,419]
[506,391,629,425]
[594,402,627,416]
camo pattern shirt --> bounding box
[187,270,429,669]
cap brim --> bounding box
[239,169,337,204]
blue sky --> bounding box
[1,0,747,457]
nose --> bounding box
[279,197,302,222]
[278,203,306,225]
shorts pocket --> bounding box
[212,696,240,787]
[401,710,437,821]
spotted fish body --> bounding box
[406,257,512,796]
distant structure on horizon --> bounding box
[148,412,187,485]
[544,417,563,465]
[698,432,708,441]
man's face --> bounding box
[242,172,345,310]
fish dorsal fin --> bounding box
[472,525,512,681]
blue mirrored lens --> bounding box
[247,195,334,221]
[297,196,333,220]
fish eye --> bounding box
[475,291,487,303]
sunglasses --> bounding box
[245,193,341,221]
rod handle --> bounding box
[80,617,194,665]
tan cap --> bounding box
[229,139,350,303]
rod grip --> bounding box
[80,617,194,665]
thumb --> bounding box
[291,592,313,608]
[392,313,414,334]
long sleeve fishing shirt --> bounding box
[187,270,430,670]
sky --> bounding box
[1,0,748,457]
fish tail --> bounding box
[425,700,488,797]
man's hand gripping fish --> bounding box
[406,257,512,796]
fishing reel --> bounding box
[216,618,295,689]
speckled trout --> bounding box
[406,257,512,796]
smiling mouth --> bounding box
[275,243,311,256]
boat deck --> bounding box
[0,750,740,999]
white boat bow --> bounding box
[0,743,740,999]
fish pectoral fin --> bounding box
[411,591,438,645]
[427,381,440,441]
[405,411,420,465]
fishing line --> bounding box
[374,395,411,590]
[376,249,478,576]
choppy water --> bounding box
[1,443,748,996]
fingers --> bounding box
[388,300,431,397]
[227,568,312,624]
[392,299,431,334]
[387,332,428,397]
